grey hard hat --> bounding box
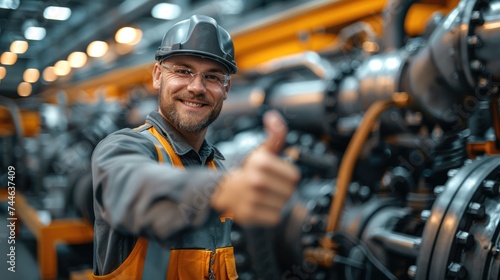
[155,14,237,74]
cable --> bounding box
[337,232,399,280]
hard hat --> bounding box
[155,14,237,74]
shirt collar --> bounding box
[146,110,224,161]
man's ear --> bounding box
[152,63,161,89]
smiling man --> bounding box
[91,15,300,279]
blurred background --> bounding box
[1,0,500,279]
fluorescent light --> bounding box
[115,27,142,45]
[43,66,57,82]
[67,51,88,68]
[87,41,109,58]
[0,66,6,79]
[0,0,20,10]
[24,26,46,40]
[43,6,71,21]
[18,82,32,97]
[1,52,17,65]
[151,3,182,20]
[217,0,245,15]
[23,68,40,83]
[54,60,71,76]
[10,40,28,54]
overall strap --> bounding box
[146,126,184,168]
[139,122,218,279]
[135,122,171,164]
[139,122,217,170]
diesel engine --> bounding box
[209,0,500,279]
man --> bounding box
[92,14,300,279]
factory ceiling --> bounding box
[0,0,310,98]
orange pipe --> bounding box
[323,93,409,247]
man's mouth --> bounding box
[181,100,205,108]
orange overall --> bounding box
[94,123,238,279]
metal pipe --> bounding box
[370,229,422,257]
[382,0,418,51]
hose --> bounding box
[322,93,409,248]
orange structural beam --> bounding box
[0,107,40,137]
[467,141,500,159]
[231,0,457,70]
[15,193,94,280]
[42,63,154,104]
[232,0,386,70]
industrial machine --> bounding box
[1,0,499,279]
[210,0,500,279]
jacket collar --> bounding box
[146,110,224,161]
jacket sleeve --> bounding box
[91,128,224,242]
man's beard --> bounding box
[158,88,223,133]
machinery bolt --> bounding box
[309,215,324,230]
[491,85,499,93]
[407,265,417,279]
[358,185,371,201]
[447,262,467,279]
[482,180,500,197]
[312,196,331,213]
[455,231,474,249]
[467,35,482,47]
[470,10,484,25]
[470,60,484,72]
[491,244,500,257]
[478,76,490,88]
[447,169,458,177]
[434,185,446,196]
[467,202,485,220]
[301,235,317,246]
[420,210,431,222]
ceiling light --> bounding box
[68,51,88,68]
[10,40,28,54]
[151,3,182,20]
[24,26,46,40]
[18,82,32,97]
[1,52,17,65]
[23,68,40,83]
[115,27,142,45]
[43,66,57,82]
[0,66,6,79]
[87,41,109,58]
[43,6,72,21]
[0,0,20,10]
[217,0,245,15]
[54,60,71,76]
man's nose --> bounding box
[186,73,206,94]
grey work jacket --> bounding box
[92,110,227,276]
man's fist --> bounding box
[211,111,301,226]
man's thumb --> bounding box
[260,110,288,154]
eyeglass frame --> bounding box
[160,63,231,87]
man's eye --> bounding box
[176,69,192,75]
[205,74,222,82]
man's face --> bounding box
[153,55,230,133]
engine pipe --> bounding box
[369,229,422,257]
[382,0,418,51]
[322,92,409,250]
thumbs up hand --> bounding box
[211,110,301,226]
